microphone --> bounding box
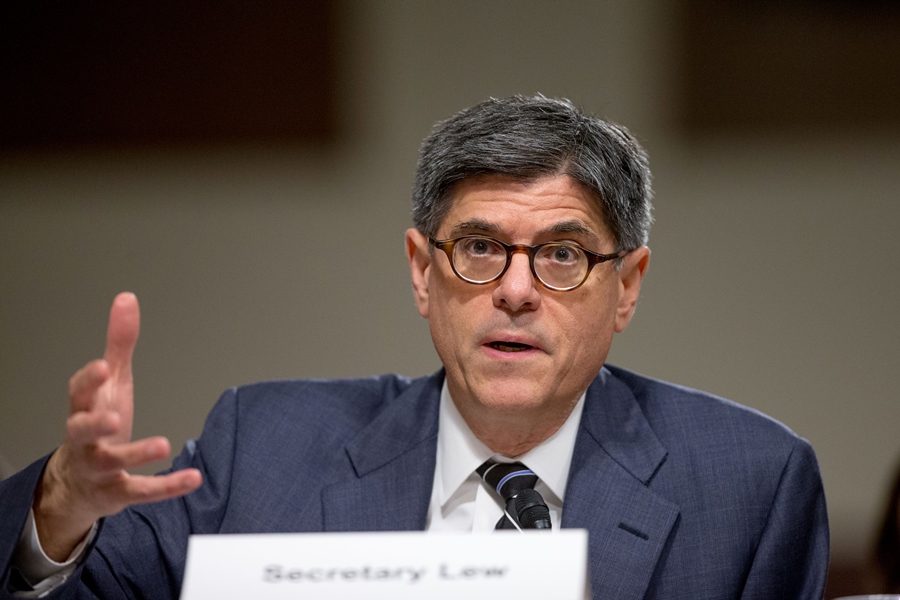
[515,489,552,529]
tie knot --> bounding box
[477,460,539,502]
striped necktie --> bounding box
[477,460,552,530]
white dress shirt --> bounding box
[425,379,586,532]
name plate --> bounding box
[180,530,587,600]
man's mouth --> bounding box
[489,341,534,353]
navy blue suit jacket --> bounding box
[0,366,829,599]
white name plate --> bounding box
[180,530,587,600]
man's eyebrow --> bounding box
[542,220,601,244]
[445,219,602,243]
[447,219,500,237]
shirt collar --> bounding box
[436,377,586,508]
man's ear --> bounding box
[406,228,432,319]
[614,246,650,333]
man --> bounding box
[0,95,828,598]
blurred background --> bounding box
[1,1,898,596]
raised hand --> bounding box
[34,293,203,561]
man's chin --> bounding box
[466,380,553,413]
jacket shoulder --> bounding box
[233,373,422,419]
[603,364,803,450]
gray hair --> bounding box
[411,95,653,252]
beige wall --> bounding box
[2,1,898,562]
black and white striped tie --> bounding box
[477,460,552,530]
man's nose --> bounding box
[492,251,542,312]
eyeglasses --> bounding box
[429,235,625,292]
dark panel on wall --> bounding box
[0,1,335,150]
[680,0,900,133]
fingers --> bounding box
[68,359,110,413]
[90,437,171,474]
[86,467,203,515]
[54,427,203,515]
[69,292,141,415]
[65,409,121,447]
[114,469,204,506]
[65,410,170,474]
[104,292,140,379]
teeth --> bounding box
[491,342,532,352]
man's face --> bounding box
[406,174,649,432]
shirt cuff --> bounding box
[9,508,97,597]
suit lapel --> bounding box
[321,373,442,532]
[563,367,680,600]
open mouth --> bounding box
[489,341,534,353]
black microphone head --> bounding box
[515,489,552,529]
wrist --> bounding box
[33,451,98,562]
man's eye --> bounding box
[546,245,579,264]
[463,238,497,256]
[554,247,573,262]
